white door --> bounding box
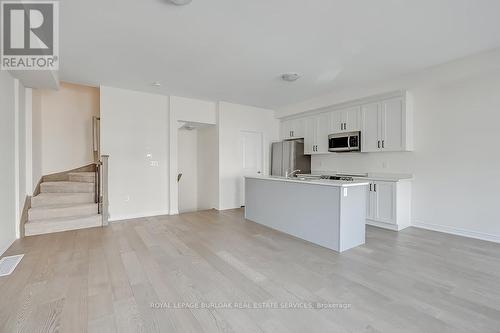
[304,117,316,155]
[240,131,263,206]
[316,113,331,153]
[374,181,395,224]
[381,98,403,151]
[361,102,380,152]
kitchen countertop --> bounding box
[306,171,414,182]
[245,175,369,187]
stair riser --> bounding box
[31,194,95,207]
[25,216,102,236]
[41,183,94,193]
[68,174,96,183]
[29,204,98,220]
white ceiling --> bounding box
[59,0,500,109]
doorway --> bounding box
[177,122,217,213]
[239,130,263,206]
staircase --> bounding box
[25,171,102,236]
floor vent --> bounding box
[0,254,24,277]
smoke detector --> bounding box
[169,0,192,5]
[281,73,301,82]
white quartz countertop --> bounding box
[308,171,414,182]
[245,176,369,187]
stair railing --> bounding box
[94,155,109,226]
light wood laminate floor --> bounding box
[1,209,499,332]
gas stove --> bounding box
[320,175,354,181]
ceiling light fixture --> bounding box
[281,73,301,82]
[152,81,161,87]
[169,0,192,5]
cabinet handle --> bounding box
[369,183,372,191]
[344,123,346,130]
[382,140,385,148]
[377,140,381,148]
[374,184,377,192]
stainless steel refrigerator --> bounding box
[271,140,311,177]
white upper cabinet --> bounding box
[304,117,316,154]
[361,95,412,152]
[304,113,330,155]
[281,118,305,140]
[381,98,404,151]
[280,90,413,153]
[331,106,361,133]
[361,102,380,152]
[315,113,330,153]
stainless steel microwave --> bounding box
[328,131,361,152]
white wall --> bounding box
[38,82,100,175]
[100,86,169,221]
[178,128,199,213]
[218,102,280,210]
[0,71,17,255]
[169,96,216,214]
[197,125,218,210]
[277,49,500,242]
[31,89,42,192]
[14,80,29,239]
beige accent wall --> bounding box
[35,82,100,175]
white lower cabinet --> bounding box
[366,180,411,231]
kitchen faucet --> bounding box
[285,169,301,178]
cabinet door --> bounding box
[361,102,380,152]
[366,182,375,219]
[281,120,292,140]
[315,113,330,153]
[381,98,403,151]
[291,118,305,138]
[344,106,361,131]
[304,117,316,155]
[373,181,395,224]
[330,110,343,133]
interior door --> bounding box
[361,102,380,152]
[381,97,403,151]
[240,131,263,206]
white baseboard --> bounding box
[109,210,170,223]
[0,238,15,257]
[366,219,409,231]
[412,220,500,244]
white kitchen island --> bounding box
[245,176,369,252]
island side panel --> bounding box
[245,178,341,251]
[339,185,368,252]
